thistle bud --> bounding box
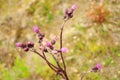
[46,41,54,50]
[64,4,77,19]
[51,36,57,45]
[24,47,29,52]
[71,4,77,11]
[16,42,22,47]
[34,26,39,33]
[61,47,68,53]
[40,46,48,52]
[21,44,27,48]
[27,41,34,48]
[38,33,45,40]
[92,64,102,72]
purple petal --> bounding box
[34,26,39,33]
[96,64,102,70]
[71,4,77,10]
[24,47,29,52]
[16,42,22,47]
[46,41,52,47]
[61,47,68,53]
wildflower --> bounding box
[34,26,39,33]
[16,42,27,49]
[96,64,102,70]
[40,46,48,52]
[64,4,77,19]
[27,41,34,48]
[46,41,52,47]
[24,47,29,52]
[92,64,102,72]
[38,33,45,40]
[40,46,44,51]
[21,44,27,48]
[71,4,77,11]
[46,41,54,50]
[16,42,22,47]
[61,47,68,53]
[51,36,57,45]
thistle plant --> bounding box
[81,64,102,80]
[16,4,101,80]
[16,4,76,80]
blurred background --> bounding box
[0,0,120,80]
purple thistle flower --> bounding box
[21,44,27,48]
[40,46,48,52]
[61,47,68,53]
[92,64,102,72]
[96,64,102,70]
[38,33,45,40]
[51,36,57,45]
[16,42,22,47]
[46,41,54,50]
[24,47,29,52]
[34,26,39,33]
[71,4,77,11]
[46,41,52,47]
[64,4,76,19]
[27,41,34,48]
[40,46,45,51]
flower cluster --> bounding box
[64,4,77,19]
[92,64,102,72]
[16,41,34,52]
[16,26,68,54]
[15,4,102,80]
[34,26,45,42]
[15,5,76,80]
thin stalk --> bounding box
[32,50,58,72]
[59,19,69,80]
[60,20,67,71]
[48,49,68,79]
[48,49,62,70]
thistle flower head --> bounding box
[51,36,57,45]
[24,47,29,52]
[71,4,77,11]
[40,46,48,52]
[27,41,34,48]
[34,26,39,33]
[96,64,102,70]
[16,42,22,47]
[92,63,102,72]
[46,41,54,50]
[61,47,68,53]
[64,4,77,19]
[46,41,52,47]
